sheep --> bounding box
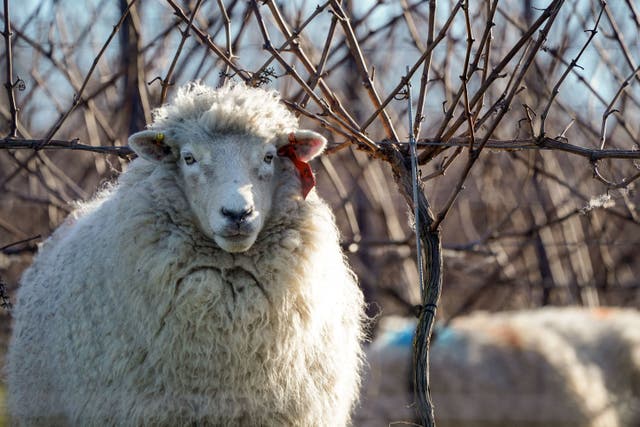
[355,307,640,427]
[6,82,365,426]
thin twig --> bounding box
[0,137,134,158]
[249,1,331,87]
[2,0,18,137]
[160,0,205,104]
[299,12,337,108]
[399,0,425,51]
[624,0,640,29]
[539,0,606,137]
[592,162,640,189]
[360,1,464,134]
[283,100,375,149]
[250,1,380,153]
[599,65,640,149]
[432,0,564,230]
[259,0,362,132]
[42,0,139,145]
[602,2,640,87]
[459,0,476,151]
[216,0,234,80]
[329,0,399,141]
[472,0,498,123]
[422,0,564,164]
[165,0,251,82]
[1,235,41,252]
[430,0,500,146]
[421,147,462,181]
[412,0,436,139]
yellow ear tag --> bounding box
[154,132,165,145]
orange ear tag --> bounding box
[277,133,316,199]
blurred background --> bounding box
[1,0,639,424]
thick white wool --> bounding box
[7,84,365,426]
[356,307,640,427]
[150,82,298,139]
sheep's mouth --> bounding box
[217,231,252,240]
[220,235,249,245]
[215,219,258,237]
[214,232,258,253]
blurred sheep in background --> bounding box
[356,307,640,427]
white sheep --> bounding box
[6,82,365,426]
[356,307,640,427]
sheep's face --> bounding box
[128,129,326,253]
[178,134,276,253]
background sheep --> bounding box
[6,83,365,426]
[355,307,640,427]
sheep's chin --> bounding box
[214,234,257,253]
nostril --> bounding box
[240,207,254,221]
[221,207,254,223]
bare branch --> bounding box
[42,0,140,144]
[412,0,436,139]
[360,1,464,135]
[216,0,234,80]
[592,162,640,189]
[539,0,606,137]
[2,0,18,137]
[600,65,640,149]
[160,0,205,104]
[432,0,565,230]
[0,138,134,158]
[165,0,251,82]
[330,0,399,141]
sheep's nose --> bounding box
[221,206,253,224]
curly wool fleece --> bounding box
[7,83,365,426]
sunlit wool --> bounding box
[356,307,640,427]
[7,83,365,426]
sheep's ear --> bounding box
[278,130,327,162]
[276,130,327,199]
[128,130,176,163]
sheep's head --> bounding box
[128,128,326,253]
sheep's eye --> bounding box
[183,152,196,165]
[263,153,274,164]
